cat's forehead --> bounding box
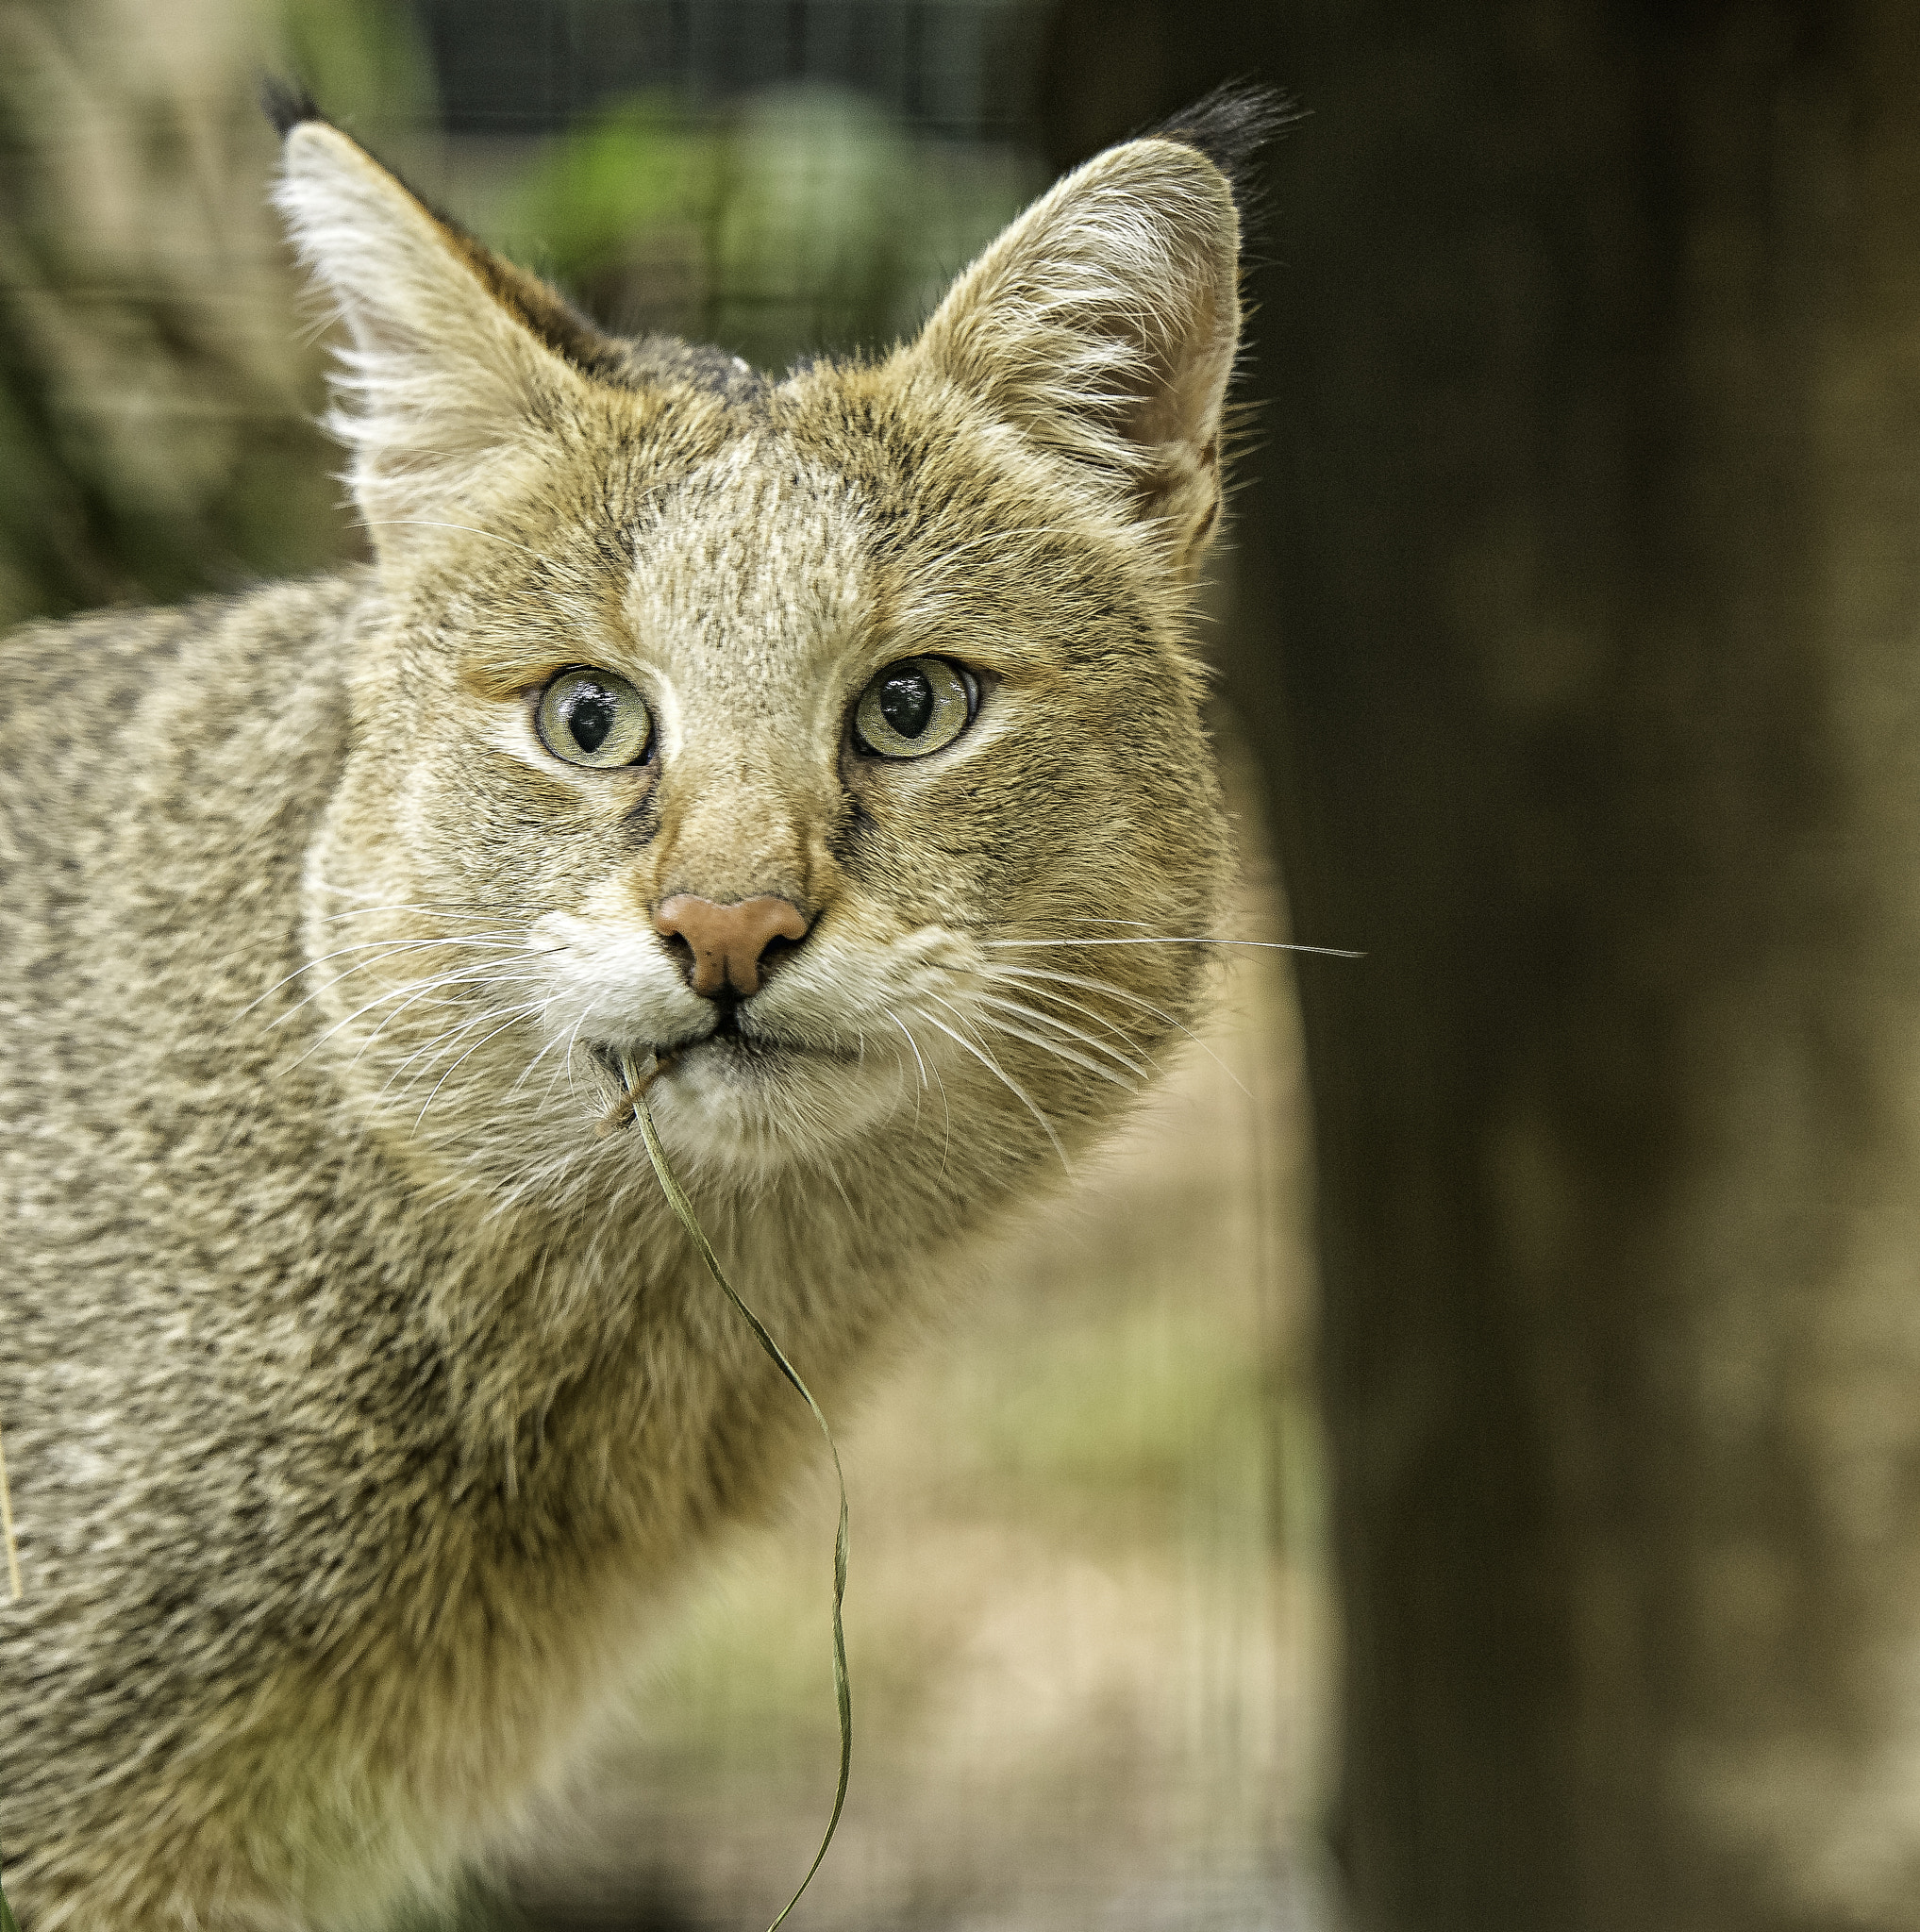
[623,432,874,689]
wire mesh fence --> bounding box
[418,0,1047,138]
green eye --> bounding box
[536,668,652,769]
[855,657,974,759]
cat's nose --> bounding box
[653,894,810,999]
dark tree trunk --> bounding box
[1043,5,1920,1927]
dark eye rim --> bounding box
[533,665,655,769]
[851,656,980,759]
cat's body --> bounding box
[0,91,1261,1930]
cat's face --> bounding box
[283,113,1241,1194]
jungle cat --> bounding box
[0,83,1264,1930]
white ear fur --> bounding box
[272,123,587,546]
[911,139,1242,574]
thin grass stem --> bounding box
[620,1055,852,1932]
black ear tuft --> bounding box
[1144,83,1296,208]
[260,76,325,138]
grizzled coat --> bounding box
[0,89,1262,1930]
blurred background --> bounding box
[11,3,1920,1930]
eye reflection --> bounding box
[855,657,972,759]
[537,668,652,770]
[879,669,934,739]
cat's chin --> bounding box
[595,1027,898,1177]
[680,1028,857,1074]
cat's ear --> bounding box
[910,133,1245,577]
[270,103,606,552]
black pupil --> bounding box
[878,668,935,739]
[565,684,617,756]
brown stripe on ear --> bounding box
[435,228,627,379]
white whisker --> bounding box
[508,1016,584,1102]
[376,987,555,1095]
[410,1005,552,1134]
[969,1011,1134,1092]
[361,517,549,562]
[247,935,537,1023]
[879,1007,927,1136]
[971,991,1150,1081]
[917,996,1068,1174]
[980,970,1144,1057]
[550,1011,593,1109]
[987,936,1364,958]
[890,1008,951,1169]
[288,964,551,1074]
[985,962,1251,1101]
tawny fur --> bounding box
[0,92,1261,1930]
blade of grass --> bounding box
[622,1055,851,1932]
[0,1843,19,1932]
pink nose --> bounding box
[652,894,810,998]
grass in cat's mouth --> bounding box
[605,1046,853,1932]
[589,1026,853,1114]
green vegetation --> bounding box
[487,87,1035,374]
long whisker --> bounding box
[884,1008,929,1097]
[287,965,552,1074]
[284,971,494,1074]
[314,901,522,925]
[890,1008,951,1171]
[375,983,558,1094]
[376,1012,503,1099]
[987,937,1365,958]
[254,937,542,1027]
[508,1015,585,1102]
[967,1010,1138,1092]
[410,1004,552,1134]
[979,968,1140,1045]
[245,935,532,1021]
[916,997,1068,1173]
[984,962,1252,1101]
[360,517,550,562]
[341,967,551,1058]
[969,991,1148,1084]
[556,1011,593,1108]
[879,1007,927,1136]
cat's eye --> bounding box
[854,657,974,759]
[536,668,652,770]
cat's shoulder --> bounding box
[0,570,369,921]
[0,570,368,780]
[2,566,368,700]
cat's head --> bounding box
[274,96,1257,1205]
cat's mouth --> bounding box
[587,1019,855,1091]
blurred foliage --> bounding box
[280,0,436,134]
[0,0,441,629]
[488,84,1034,373]
[0,0,1037,634]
